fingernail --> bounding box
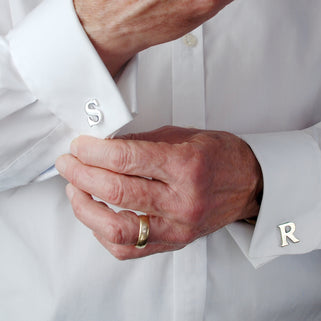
[70,138,78,157]
[65,183,75,200]
[55,156,67,174]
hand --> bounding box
[73,0,233,76]
[55,126,263,260]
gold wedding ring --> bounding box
[135,215,150,249]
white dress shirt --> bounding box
[0,0,320,320]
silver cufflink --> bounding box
[85,98,103,127]
[278,222,300,247]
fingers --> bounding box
[66,184,195,247]
[56,154,177,216]
[66,183,139,245]
[69,135,177,182]
[94,233,185,260]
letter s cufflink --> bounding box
[85,99,103,127]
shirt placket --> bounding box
[171,26,206,129]
[171,26,207,321]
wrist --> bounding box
[240,140,263,221]
[73,0,139,77]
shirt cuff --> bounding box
[6,0,133,139]
[226,130,321,268]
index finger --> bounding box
[70,136,178,182]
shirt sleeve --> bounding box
[225,122,321,268]
[0,0,136,191]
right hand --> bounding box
[55,126,262,260]
[73,0,233,75]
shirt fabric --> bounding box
[0,0,321,320]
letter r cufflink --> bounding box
[278,222,300,247]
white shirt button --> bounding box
[85,98,103,127]
[182,33,198,48]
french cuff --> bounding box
[6,0,133,139]
[227,130,321,269]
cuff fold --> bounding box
[228,130,321,268]
[7,0,133,138]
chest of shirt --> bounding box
[122,0,321,136]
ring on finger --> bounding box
[135,215,150,249]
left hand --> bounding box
[55,126,263,260]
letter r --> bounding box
[278,222,300,247]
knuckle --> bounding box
[182,143,209,186]
[178,227,195,244]
[191,149,206,175]
[69,163,94,189]
[105,178,125,206]
[183,199,206,225]
[109,142,132,173]
[108,224,127,245]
